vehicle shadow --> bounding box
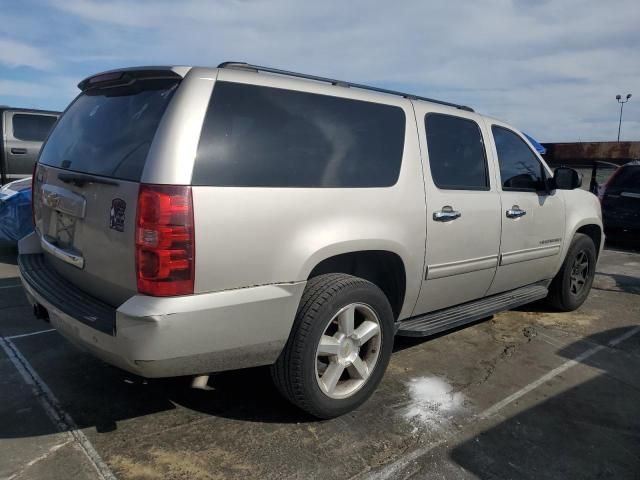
[0,332,316,441]
[447,326,640,479]
[0,245,19,263]
[167,367,316,424]
[593,272,640,295]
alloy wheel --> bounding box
[314,303,382,399]
[569,250,590,295]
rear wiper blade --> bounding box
[57,172,120,187]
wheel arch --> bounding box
[304,248,408,320]
[575,223,603,259]
[556,189,604,275]
[553,218,603,279]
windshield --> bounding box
[39,79,179,181]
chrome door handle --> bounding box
[506,205,527,218]
[433,206,461,222]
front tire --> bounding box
[546,233,597,311]
[271,273,394,419]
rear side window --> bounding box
[193,82,406,187]
[492,126,545,191]
[424,113,489,190]
[39,79,179,181]
[12,114,57,142]
[607,166,640,193]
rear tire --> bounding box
[546,233,596,311]
[271,273,394,419]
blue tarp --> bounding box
[0,178,33,244]
[523,133,546,155]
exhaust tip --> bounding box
[191,375,211,390]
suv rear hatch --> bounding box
[33,71,183,307]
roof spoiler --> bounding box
[78,66,190,91]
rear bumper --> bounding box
[18,250,305,378]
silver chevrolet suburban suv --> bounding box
[19,63,603,418]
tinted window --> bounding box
[608,166,640,193]
[193,82,406,187]
[492,126,545,191]
[39,79,178,181]
[425,113,488,189]
[12,114,57,142]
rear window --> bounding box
[12,114,57,142]
[39,79,179,181]
[425,113,489,190]
[193,82,406,187]
[608,166,640,193]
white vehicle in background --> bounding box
[19,63,603,418]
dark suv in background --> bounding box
[601,160,640,241]
[0,107,60,184]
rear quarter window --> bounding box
[193,82,406,187]
[424,113,489,190]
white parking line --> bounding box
[0,336,116,480]
[366,325,640,480]
[7,440,72,480]
[0,284,22,290]
[5,329,56,340]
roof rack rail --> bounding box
[217,62,474,112]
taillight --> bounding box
[135,184,195,296]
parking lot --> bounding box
[0,245,638,480]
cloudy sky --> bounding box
[1,0,638,142]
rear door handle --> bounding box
[506,205,527,218]
[433,206,462,222]
[10,148,27,154]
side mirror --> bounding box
[553,167,582,190]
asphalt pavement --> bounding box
[1,245,639,479]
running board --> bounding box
[396,284,548,337]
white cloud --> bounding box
[0,76,78,108]
[0,38,54,70]
[48,0,151,27]
[4,0,640,140]
[0,79,48,98]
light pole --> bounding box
[616,93,632,142]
